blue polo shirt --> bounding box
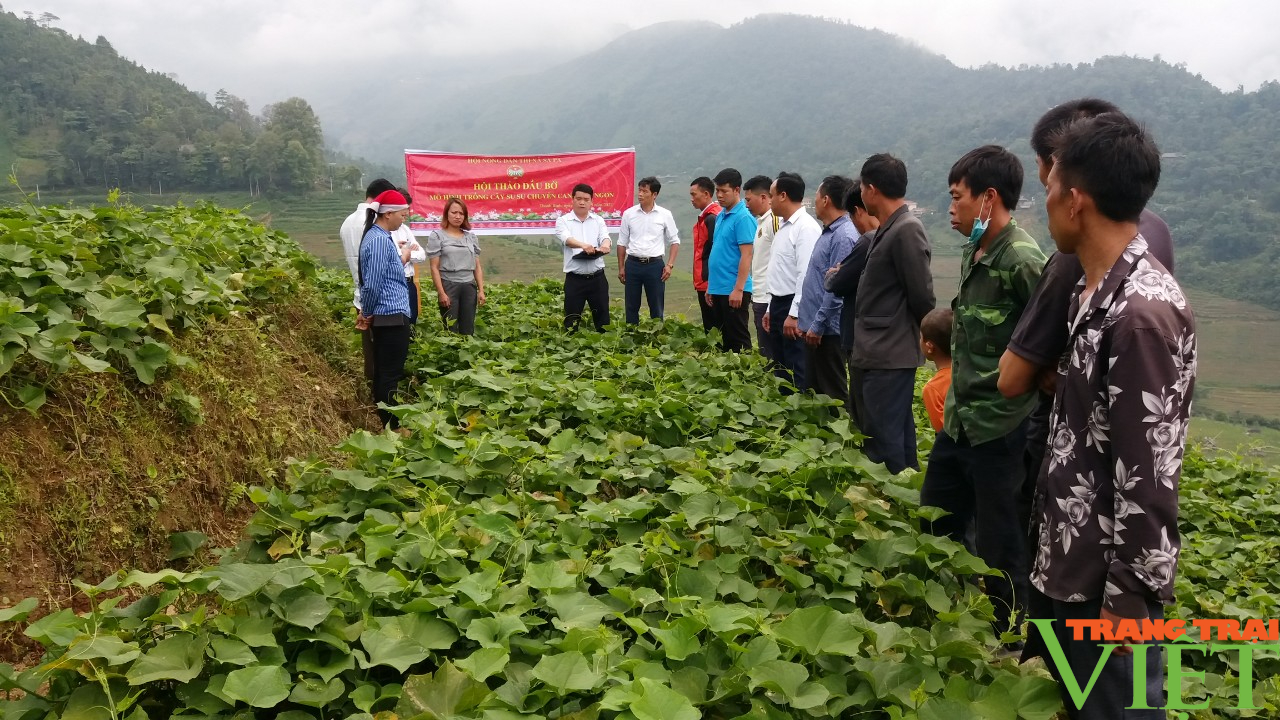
[707,199,754,295]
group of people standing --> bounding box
[554,97,1194,719]
[340,181,486,429]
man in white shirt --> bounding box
[555,183,613,331]
[743,174,777,361]
[760,171,821,390]
[340,178,397,382]
[617,176,680,324]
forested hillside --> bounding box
[367,14,1280,308]
[0,10,356,194]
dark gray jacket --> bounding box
[850,205,935,370]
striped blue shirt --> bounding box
[359,225,411,317]
[798,214,857,336]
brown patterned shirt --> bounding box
[1030,235,1197,617]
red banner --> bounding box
[404,148,636,236]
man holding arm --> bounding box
[555,183,612,331]
[761,171,821,389]
[798,175,858,403]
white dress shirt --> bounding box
[340,203,370,310]
[618,203,680,259]
[766,207,822,317]
[555,211,611,274]
[752,209,778,299]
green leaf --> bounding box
[531,651,600,692]
[17,384,46,412]
[273,586,333,629]
[0,598,38,623]
[747,659,808,702]
[296,644,355,682]
[650,617,703,661]
[211,563,278,601]
[167,531,208,560]
[84,292,146,329]
[359,615,457,672]
[209,636,258,667]
[288,676,345,708]
[773,605,865,657]
[397,662,492,718]
[465,613,527,648]
[629,678,700,720]
[65,635,141,665]
[126,634,207,684]
[456,647,509,682]
[221,665,292,708]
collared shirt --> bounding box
[426,229,481,283]
[706,200,754,295]
[1030,235,1196,618]
[340,203,371,309]
[766,207,822,315]
[943,220,1046,445]
[619,204,680,259]
[798,214,857,336]
[358,225,412,317]
[830,231,874,353]
[692,202,722,292]
[752,209,779,298]
[556,211,611,274]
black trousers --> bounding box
[804,334,847,408]
[708,292,752,352]
[623,256,664,323]
[850,367,919,473]
[441,279,478,335]
[767,294,806,390]
[1024,589,1166,719]
[370,321,411,429]
[405,277,419,324]
[697,290,716,332]
[920,423,1029,634]
[564,271,610,331]
[753,301,775,362]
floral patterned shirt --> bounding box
[1030,234,1196,618]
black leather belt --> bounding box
[628,255,663,264]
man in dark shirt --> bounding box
[999,98,1177,542]
[826,180,879,419]
[1022,112,1194,718]
[849,154,935,473]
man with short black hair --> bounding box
[705,168,754,352]
[618,176,680,324]
[825,180,879,419]
[341,178,400,384]
[762,171,821,388]
[743,174,778,360]
[999,98,1179,566]
[1022,112,1193,720]
[555,183,612,331]
[850,154,935,473]
[689,177,721,332]
[921,145,1046,639]
[799,175,858,403]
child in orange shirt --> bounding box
[920,307,953,433]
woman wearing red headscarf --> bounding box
[357,189,414,430]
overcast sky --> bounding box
[10,0,1280,108]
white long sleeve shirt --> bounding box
[392,225,426,277]
[766,207,822,317]
[340,203,370,310]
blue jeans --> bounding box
[623,256,664,323]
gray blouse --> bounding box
[426,230,481,284]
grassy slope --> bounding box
[0,285,373,662]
